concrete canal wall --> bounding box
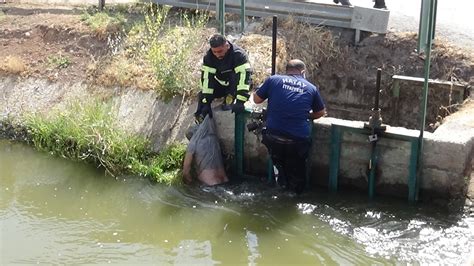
[213,104,473,200]
[0,76,472,199]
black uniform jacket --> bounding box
[200,42,251,102]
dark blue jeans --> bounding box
[262,131,311,194]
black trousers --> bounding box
[262,131,311,194]
[374,0,386,8]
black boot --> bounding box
[373,0,387,9]
[338,0,352,6]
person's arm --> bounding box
[309,109,326,120]
[201,53,216,103]
[251,76,272,104]
[310,85,326,120]
[252,92,265,104]
[233,51,252,103]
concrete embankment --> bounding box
[0,77,196,150]
[1,76,473,201]
[213,102,473,201]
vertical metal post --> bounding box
[218,0,225,35]
[374,69,381,110]
[306,125,313,188]
[355,29,361,44]
[234,113,245,179]
[266,15,278,183]
[368,147,377,199]
[240,0,246,33]
[368,68,382,199]
[408,139,419,202]
[271,16,277,75]
[234,0,244,180]
[329,125,342,192]
[416,0,436,202]
[417,0,437,53]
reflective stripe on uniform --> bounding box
[237,84,250,91]
[201,65,216,94]
[214,76,229,86]
[202,65,217,74]
[234,63,251,74]
[236,95,247,101]
[234,62,251,93]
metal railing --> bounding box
[151,0,389,35]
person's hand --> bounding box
[201,102,213,118]
[231,100,246,114]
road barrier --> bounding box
[152,0,390,40]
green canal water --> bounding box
[1,139,473,265]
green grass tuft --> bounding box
[48,54,71,69]
[129,142,186,185]
[81,9,126,35]
[139,4,208,101]
[24,100,185,184]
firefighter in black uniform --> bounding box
[194,34,252,123]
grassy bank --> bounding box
[20,4,208,183]
[0,4,210,184]
[24,100,185,185]
[83,4,209,100]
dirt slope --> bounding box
[0,3,473,130]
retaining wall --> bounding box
[1,76,472,199]
[212,106,473,199]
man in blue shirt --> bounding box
[252,59,326,194]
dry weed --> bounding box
[237,34,287,86]
[280,17,342,77]
[0,56,28,74]
[257,16,343,81]
[89,55,157,90]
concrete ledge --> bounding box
[213,107,473,199]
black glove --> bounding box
[194,97,213,124]
[201,102,213,118]
[231,100,246,114]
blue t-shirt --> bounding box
[256,74,325,139]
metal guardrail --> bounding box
[151,0,389,34]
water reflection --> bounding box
[1,139,473,265]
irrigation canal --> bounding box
[1,139,473,264]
